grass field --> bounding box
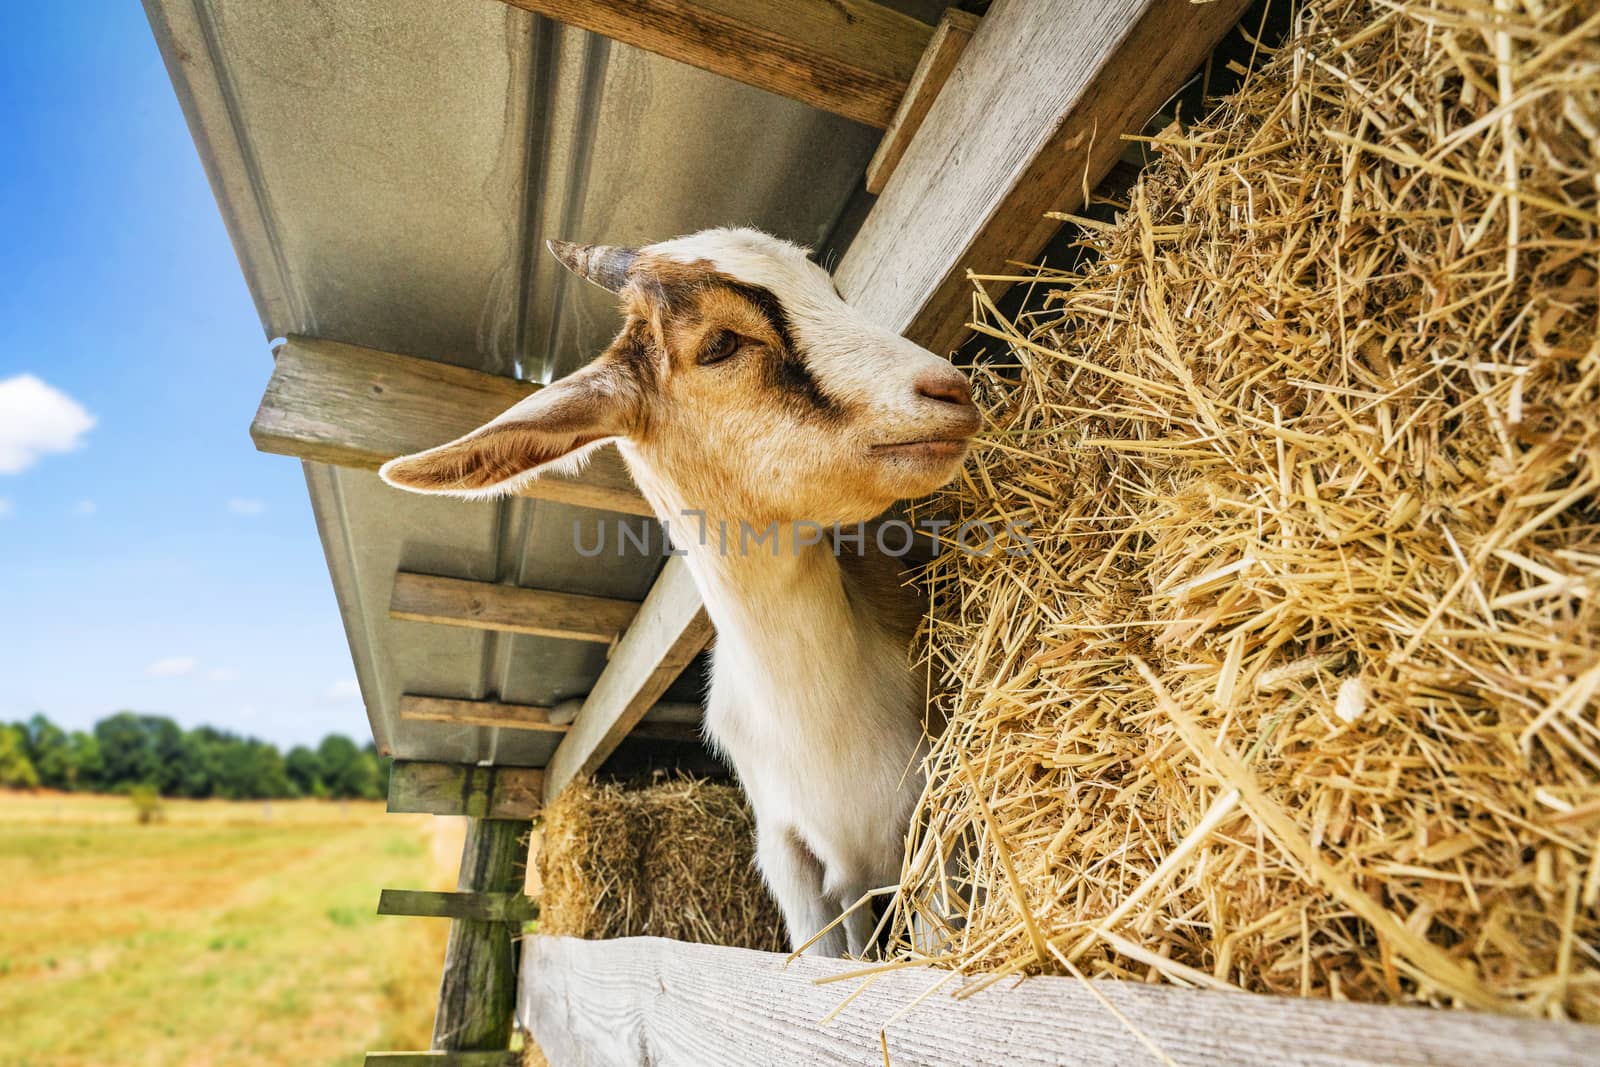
[0,790,467,1067]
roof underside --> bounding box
[146,0,944,768]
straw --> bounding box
[540,776,786,952]
[889,0,1600,1021]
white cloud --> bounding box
[326,678,362,702]
[73,499,96,516]
[146,656,198,678]
[207,667,239,683]
[0,498,11,518]
[227,498,265,516]
[0,375,96,475]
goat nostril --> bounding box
[916,373,973,408]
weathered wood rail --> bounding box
[365,1053,519,1067]
[390,571,640,644]
[251,336,650,515]
[519,936,1599,1067]
[387,760,544,820]
[378,889,539,924]
[490,0,933,129]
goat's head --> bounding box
[380,228,979,526]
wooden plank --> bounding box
[863,9,979,195]
[365,1054,519,1067]
[399,695,567,733]
[520,935,1599,1067]
[493,0,931,129]
[378,889,539,923]
[387,760,544,819]
[250,336,651,515]
[541,556,713,801]
[433,820,528,1051]
[390,571,639,643]
[835,0,1254,354]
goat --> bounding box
[380,228,978,956]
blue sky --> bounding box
[0,7,369,748]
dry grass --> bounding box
[0,791,454,1066]
[539,776,785,951]
[890,0,1600,1021]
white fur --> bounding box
[383,228,976,958]
[625,230,964,956]
[621,455,926,957]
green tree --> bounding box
[217,738,293,799]
[0,725,40,789]
[174,727,229,798]
[285,745,325,798]
[93,713,187,793]
[22,714,77,789]
[366,741,392,799]
[93,712,161,790]
[316,734,367,798]
[66,731,104,791]
[27,711,375,801]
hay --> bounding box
[539,776,785,952]
[892,0,1600,1020]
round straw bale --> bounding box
[539,776,785,952]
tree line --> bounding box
[0,711,391,800]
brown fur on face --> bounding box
[594,254,882,527]
[381,231,977,527]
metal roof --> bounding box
[145,0,946,768]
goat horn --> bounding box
[547,240,639,294]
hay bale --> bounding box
[893,0,1600,1020]
[539,776,785,951]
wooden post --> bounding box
[540,555,713,802]
[432,818,530,1052]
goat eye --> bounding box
[697,330,742,366]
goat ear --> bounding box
[379,364,635,497]
[548,239,639,294]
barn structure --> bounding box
[144,0,1597,1063]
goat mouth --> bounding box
[870,438,971,461]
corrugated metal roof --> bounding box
[145,0,944,767]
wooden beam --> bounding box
[365,1054,518,1067]
[378,889,539,924]
[387,760,544,819]
[836,0,1254,354]
[520,936,1599,1067]
[432,820,528,1052]
[493,0,931,129]
[399,695,567,733]
[541,556,712,801]
[251,336,651,515]
[864,9,980,195]
[390,571,639,644]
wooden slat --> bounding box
[391,571,639,643]
[864,9,980,195]
[378,889,539,923]
[541,556,712,801]
[251,336,651,515]
[399,695,567,733]
[493,0,931,129]
[387,760,544,819]
[365,1054,518,1067]
[433,820,528,1051]
[836,0,1254,354]
[521,936,1599,1067]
